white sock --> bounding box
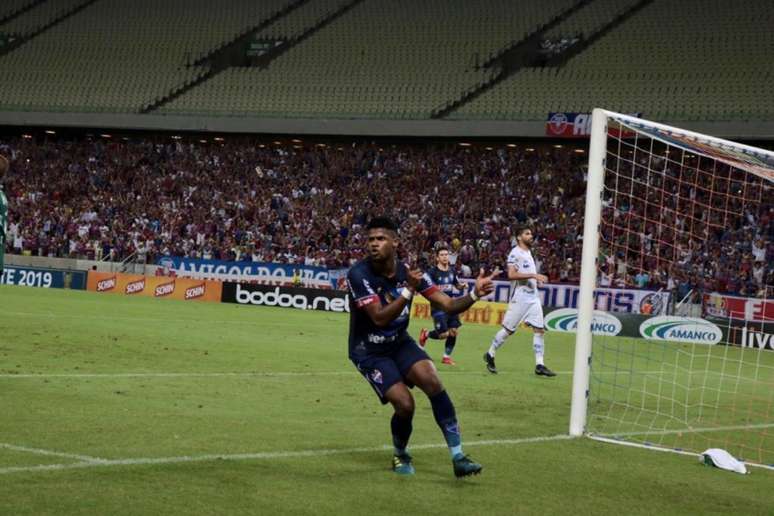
[488,328,510,356]
[533,333,545,366]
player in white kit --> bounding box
[484,227,556,376]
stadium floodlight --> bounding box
[570,109,774,470]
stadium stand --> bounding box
[161,0,578,118]
[451,0,774,121]
[0,0,294,112]
[0,0,92,38]
[0,0,42,24]
[0,0,770,121]
[255,0,354,40]
[543,0,642,41]
[1,135,770,296]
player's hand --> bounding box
[406,268,423,291]
[474,268,500,298]
[534,273,548,285]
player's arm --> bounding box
[507,264,548,284]
[361,293,412,328]
[453,272,467,291]
[350,267,424,328]
[425,269,498,315]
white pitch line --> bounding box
[0,442,105,463]
[0,370,663,379]
[0,434,571,475]
[589,435,774,471]
[0,310,337,327]
[0,371,354,379]
[597,421,774,438]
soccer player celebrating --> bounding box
[0,155,8,276]
[347,217,496,477]
[483,226,556,377]
[418,246,467,365]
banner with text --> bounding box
[1,266,86,290]
[702,292,774,323]
[546,112,641,138]
[456,280,669,314]
[216,282,760,350]
[221,282,349,312]
[87,271,222,302]
[157,257,332,289]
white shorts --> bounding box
[501,295,544,332]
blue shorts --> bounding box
[432,311,462,334]
[351,336,431,405]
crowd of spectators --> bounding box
[0,134,771,297]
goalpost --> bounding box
[570,109,774,470]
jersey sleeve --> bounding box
[419,271,440,298]
[347,267,380,309]
[507,248,520,269]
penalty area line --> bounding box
[0,434,571,476]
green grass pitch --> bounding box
[1,285,772,515]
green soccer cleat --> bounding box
[392,453,415,475]
[452,453,482,478]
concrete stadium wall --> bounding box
[5,254,158,275]
[2,111,774,139]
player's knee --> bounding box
[393,395,415,417]
[449,329,458,337]
[420,374,444,397]
[438,331,449,339]
[534,328,545,335]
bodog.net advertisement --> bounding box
[87,271,222,302]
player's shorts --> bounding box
[501,295,544,333]
[431,311,462,334]
[351,335,431,405]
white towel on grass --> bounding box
[699,448,748,475]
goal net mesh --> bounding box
[586,113,774,468]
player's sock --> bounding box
[488,328,509,356]
[533,333,545,366]
[444,336,457,356]
[428,330,441,339]
[429,390,463,458]
[391,412,413,456]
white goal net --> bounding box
[570,110,774,470]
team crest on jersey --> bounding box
[523,261,530,268]
[369,369,383,384]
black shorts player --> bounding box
[348,258,438,403]
[429,264,463,334]
[346,217,496,477]
[418,246,466,364]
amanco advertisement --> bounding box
[86,271,222,302]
